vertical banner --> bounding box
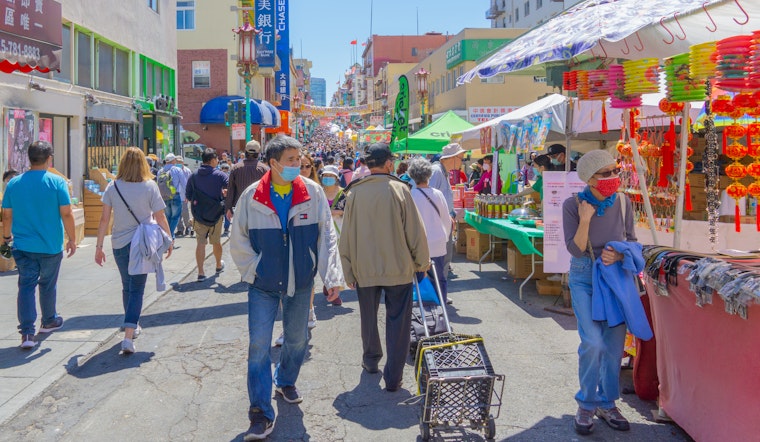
[255,0,275,67]
[274,0,290,112]
[7,109,34,173]
[389,75,409,148]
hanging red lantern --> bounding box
[725,163,748,179]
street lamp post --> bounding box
[233,15,259,143]
[415,67,429,128]
[292,95,301,141]
[381,92,388,128]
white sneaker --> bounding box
[308,308,317,329]
[547,274,563,282]
[133,325,142,339]
[274,333,284,347]
[121,339,136,354]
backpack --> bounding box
[157,169,176,200]
[189,175,224,226]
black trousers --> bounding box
[356,283,413,389]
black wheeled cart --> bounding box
[412,265,505,441]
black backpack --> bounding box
[188,175,224,226]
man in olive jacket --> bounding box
[339,143,430,392]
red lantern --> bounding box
[725,163,748,179]
[726,142,749,159]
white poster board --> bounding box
[542,171,586,273]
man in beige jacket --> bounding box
[339,143,430,392]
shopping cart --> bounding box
[412,265,505,440]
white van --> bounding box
[181,143,206,171]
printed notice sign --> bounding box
[541,171,586,273]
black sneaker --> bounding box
[39,316,64,333]
[596,407,630,431]
[197,275,207,282]
[275,385,303,404]
[20,334,35,349]
[215,260,225,274]
[574,407,595,435]
[362,362,379,374]
[244,407,274,441]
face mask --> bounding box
[275,160,300,182]
[322,176,337,186]
[483,163,492,171]
[532,167,540,178]
[550,158,561,166]
[594,176,621,197]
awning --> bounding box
[0,1,63,74]
[200,96,281,126]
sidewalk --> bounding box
[0,233,213,425]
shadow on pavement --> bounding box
[504,415,689,441]
[65,343,155,378]
[332,370,418,431]
[0,346,52,368]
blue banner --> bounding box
[274,0,290,111]
[255,0,275,67]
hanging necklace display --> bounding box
[704,80,721,247]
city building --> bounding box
[486,0,584,29]
[310,78,326,107]
[0,0,178,199]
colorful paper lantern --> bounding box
[715,35,753,92]
[690,41,717,80]
[622,58,660,95]
[664,52,707,102]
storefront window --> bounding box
[86,120,137,171]
[98,41,114,93]
[77,31,92,88]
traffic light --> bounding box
[225,102,234,127]
[239,102,247,124]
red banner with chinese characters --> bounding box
[0,0,62,73]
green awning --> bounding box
[390,110,474,154]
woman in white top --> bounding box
[95,147,173,354]
[407,157,452,304]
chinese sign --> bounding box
[255,0,275,67]
[273,0,289,111]
[0,0,62,71]
[467,106,518,123]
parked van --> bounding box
[181,143,206,171]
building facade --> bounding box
[486,0,584,29]
[310,78,326,107]
[0,0,178,198]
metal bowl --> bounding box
[509,207,539,219]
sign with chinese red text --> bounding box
[231,123,245,140]
[541,171,586,273]
[468,106,519,124]
[0,0,62,71]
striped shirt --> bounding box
[225,159,269,211]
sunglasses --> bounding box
[594,167,621,178]
[300,164,312,169]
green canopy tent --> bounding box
[390,110,474,154]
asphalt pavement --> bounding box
[0,234,693,441]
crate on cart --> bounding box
[414,332,504,440]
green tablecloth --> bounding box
[464,211,544,256]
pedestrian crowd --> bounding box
[0,132,644,440]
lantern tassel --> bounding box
[601,101,608,134]
[685,181,692,211]
[735,203,741,233]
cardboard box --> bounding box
[465,228,503,262]
[455,222,468,254]
[536,279,562,296]
[507,242,547,279]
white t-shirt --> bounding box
[102,179,166,249]
[411,187,452,258]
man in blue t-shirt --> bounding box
[1,141,76,349]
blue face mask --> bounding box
[322,176,337,186]
[550,158,561,166]
[275,160,300,182]
[533,167,540,178]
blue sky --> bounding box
[289,0,489,101]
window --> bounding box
[54,24,71,82]
[515,8,519,21]
[97,41,114,93]
[147,0,158,12]
[140,56,176,99]
[177,1,195,30]
[192,61,210,88]
[411,47,418,56]
[77,31,91,88]
[114,48,129,96]
[536,0,543,8]
[525,1,530,16]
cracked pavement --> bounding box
[0,238,692,441]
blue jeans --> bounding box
[13,249,63,335]
[164,195,182,239]
[113,244,148,329]
[247,285,312,421]
[415,255,447,303]
[568,256,627,411]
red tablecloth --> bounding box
[646,265,760,441]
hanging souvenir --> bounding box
[622,58,660,95]
[724,130,749,232]
[664,52,707,102]
[690,41,717,81]
[714,35,753,92]
[746,122,760,230]
[609,65,642,109]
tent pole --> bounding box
[491,127,499,194]
[626,108,659,245]
[565,97,574,172]
[673,104,690,249]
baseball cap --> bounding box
[365,143,395,165]
[321,165,340,177]
[440,143,466,159]
[164,153,177,162]
[176,156,184,162]
[220,162,231,170]
[245,140,262,154]
[547,144,566,156]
